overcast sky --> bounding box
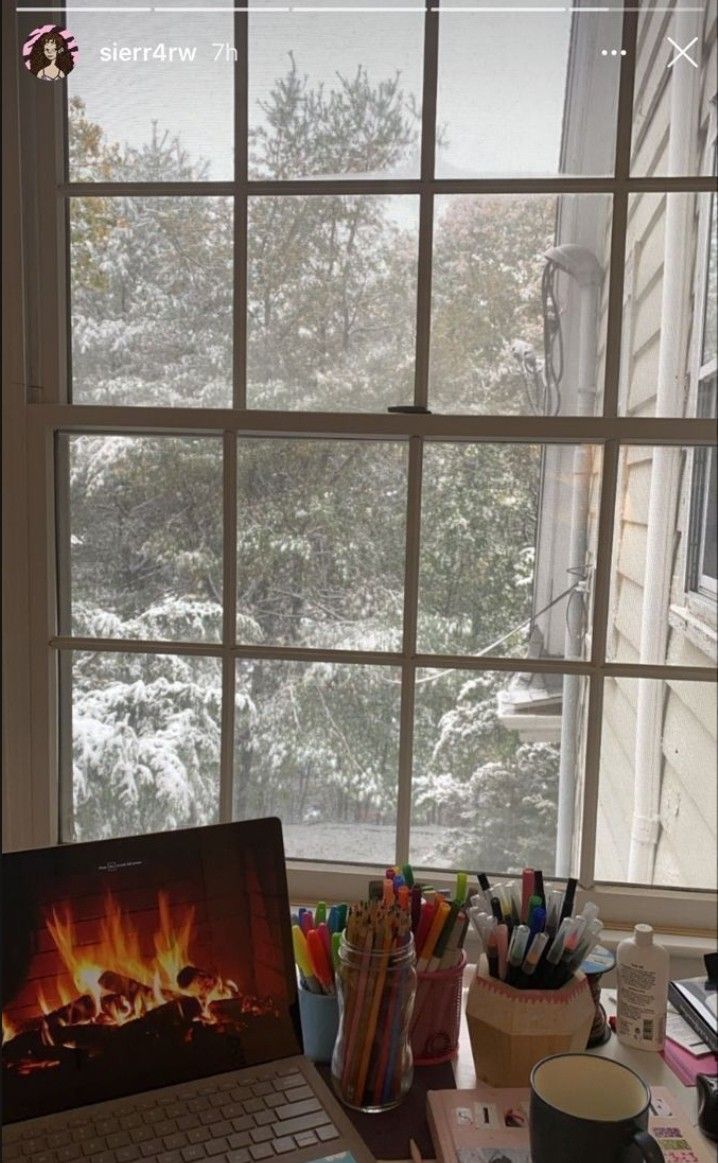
[60,0,624,181]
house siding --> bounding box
[591,0,717,888]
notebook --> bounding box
[1,818,375,1163]
[427,1083,713,1163]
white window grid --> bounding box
[4,3,717,927]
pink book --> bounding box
[427,1083,713,1163]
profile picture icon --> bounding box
[22,25,78,81]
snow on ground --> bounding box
[282,822,447,866]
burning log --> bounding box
[140,995,202,1034]
[176,965,221,995]
[98,970,153,1004]
[16,994,96,1038]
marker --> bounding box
[300,911,314,937]
[533,869,546,910]
[490,895,503,924]
[558,877,577,926]
[331,931,342,972]
[410,884,422,933]
[307,927,333,990]
[397,884,410,910]
[546,888,563,936]
[427,904,459,972]
[314,901,327,925]
[454,872,468,906]
[496,923,509,981]
[476,872,492,909]
[417,899,451,972]
[521,868,534,924]
[529,906,546,939]
[402,863,414,888]
[414,899,436,957]
[506,924,530,986]
[521,932,549,980]
[486,928,499,979]
[439,911,468,970]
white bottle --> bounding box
[616,924,669,1051]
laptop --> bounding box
[2,818,375,1163]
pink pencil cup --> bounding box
[409,950,467,1065]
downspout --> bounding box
[545,245,602,876]
[627,9,702,883]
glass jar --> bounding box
[331,930,417,1112]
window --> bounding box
[3,1,716,930]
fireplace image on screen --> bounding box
[2,825,300,1122]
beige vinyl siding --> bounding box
[589,0,717,885]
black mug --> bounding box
[530,1053,664,1162]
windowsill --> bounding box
[669,602,717,656]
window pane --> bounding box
[598,679,716,889]
[418,443,602,661]
[60,436,223,642]
[237,439,407,649]
[249,0,423,180]
[630,7,712,177]
[436,4,621,178]
[68,11,234,181]
[430,195,611,414]
[607,446,717,666]
[64,651,222,842]
[234,660,400,863]
[412,668,586,875]
[70,197,233,406]
[247,195,418,411]
[620,193,713,416]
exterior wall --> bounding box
[592,0,717,887]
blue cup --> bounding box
[298,985,339,1063]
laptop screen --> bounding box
[2,819,302,1124]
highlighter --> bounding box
[292,925,321,993]
[454,872,468,906]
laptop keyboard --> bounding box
[2,1063,340,1163]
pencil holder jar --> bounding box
[298,984,340,1064]
[409,950,467,1065]
[465,960,594,1087]
[331,932,417,1113]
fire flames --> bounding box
[2,892,242,1049]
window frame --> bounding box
[2,1,717,935]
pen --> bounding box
[490,895,503,924]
